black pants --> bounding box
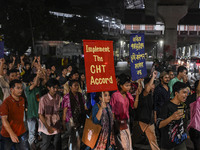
[1,132,30,150]
[189,128,200,150]
[40,133,61,150]
[69,127,84,150]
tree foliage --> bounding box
[64,16,103,42]
[0,0,65,54]
[0,0,103,54]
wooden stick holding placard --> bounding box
[102,91,104,102]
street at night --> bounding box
[1,0,200,150]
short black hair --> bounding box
[166,69,173,74]
[118,73,131,90]
[7,69,18,76]
[177,66,187,75]
[27,74,37,83]
[46,65,51,70]
[194,80,199,92]
[50,64,55,67]
[79,73,85,80]
[8,60,13,64]
[46,78,60,88]
[79,72,84,76]
[159,71,168,79]
[67,64,72,68]
[173,82,188,96]
[61,66,67,71]
[9,79,22,88]
[68,80,79,87]
[94,92,102,103]
[25,62,31,66]
[69,70,79,79]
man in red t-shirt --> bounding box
[0,79,30,150]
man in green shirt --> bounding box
[25,70,47,149]
[168,66,187,98]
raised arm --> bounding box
[92,103,106,124]
[37,67,46,85]
[95,103,106,121]
[36,56,42,70]
[9,56,16,70]
[134,80,143,109]
[20,55,25,68]
[0,58,5,76]
[29,71,40,91]
[31,56,37,68]
[143,71,157,96]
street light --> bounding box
[156,40,164,59]
[120,40,123,46]
[159,40,164,46]
[120,40,124,59]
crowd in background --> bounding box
[0,55,200,150]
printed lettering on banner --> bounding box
[130,34,147,81]
[83,40,118,93]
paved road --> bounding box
[115,60,153,76]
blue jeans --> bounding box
[27,117,38,145]
[1,132,30,150]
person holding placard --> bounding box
[110,74,136,150]
[89,91,115,150]
[136,71,160,150]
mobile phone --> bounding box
[177,106,185,118]
[42,64,46,69]
[156,71,160,78]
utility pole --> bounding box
[27,3,35,54]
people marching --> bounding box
[0,55,199,150]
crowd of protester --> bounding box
[0,55,200,150]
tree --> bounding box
[0,0,107,54]
[0,0,64,54]
[64,16,103,42]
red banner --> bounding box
[83,40,118,93]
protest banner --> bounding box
[129,34,147,81]
[83,40,118,93]
[0,41,4,58]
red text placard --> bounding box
[83,40,118,93]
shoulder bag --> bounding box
[82,104,102,149]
